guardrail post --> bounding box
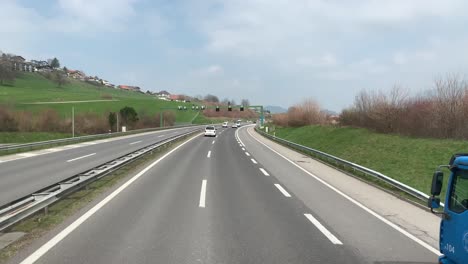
[44,205,48,215]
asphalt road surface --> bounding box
[0,126,203,205]
[10,125,438,264]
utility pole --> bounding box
[72,107,75,137]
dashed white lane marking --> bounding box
[66,153,96,162]
[158,135,165,137]
[245,152,250,156]
[207,151,211,158]
[274,184,292,197]
[259,168,270,176]
[129,140,142,145]
[245,127,441,256]
[199,180,207,208]
[212,140,215,144]
[251,158,258,164]
[19,134,200,264]
[304,213,343,245]
[17,153,38,157]
[242,148,245,151]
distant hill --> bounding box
[265,105,287,114]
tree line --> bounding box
[0,105,175,135]
[340,75,468,139]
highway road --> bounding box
[0,126,203,205]
[8,125,438,264]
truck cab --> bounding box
[428,153,468,264]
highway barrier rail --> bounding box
[0,129,202,232]
[0,124,201,154]
[255,127,435,206]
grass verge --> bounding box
[0,132,73,144]
[263,125,468,203]
[0,132,198,263]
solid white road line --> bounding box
[245,127,441,256]
[19,133,200,264]
[47,148,63,152]
[80,142,97,145]
[129,140,142,145]
[235,128,246,147]
[274,184,292,197]
[17,153,39,157]
[207,151,211,158]
[251,158,258,164]
[304,214,343,245]
[66,153,96,162]
[259,168,270,176]
[199,179,207,208]
[245,152,251,156]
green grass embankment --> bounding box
[0,72,200,122]
[271,125,466,199]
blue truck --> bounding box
[428,153,468,264]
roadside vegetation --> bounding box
[0,73,200,142]
[270,125,464,197]
[340,74,468,140]
[267,75,468,198]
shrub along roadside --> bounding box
[270,125,467,201]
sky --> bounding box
[2,0,468,111]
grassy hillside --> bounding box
[0,72,199,122]
[271,125,467,199]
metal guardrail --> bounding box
[0,129,202,232]
[255,127,433,204]
[0,124,201,152]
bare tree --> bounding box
[204,94,219,103]
[53,71,68,87]
[221,98,230,105]
[241,99,250,107]
[0,58,15,85]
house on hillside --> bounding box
[9,56,34,72]
[118,85,141,92]
[156,90,170,97]
[102,80,115,88]
[30,60,52,72]
[67,69,86,80]
[169,94,183,101]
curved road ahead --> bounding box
[9,125,437,264]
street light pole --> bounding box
[72,107,75,137]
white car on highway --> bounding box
[231,123,238,128]
[204,126,217,137]
[222,122,228,128]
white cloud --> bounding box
[193,65,224,76]
[55,0,138,32]
[393,52,408,65]
[296,53,338,68]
